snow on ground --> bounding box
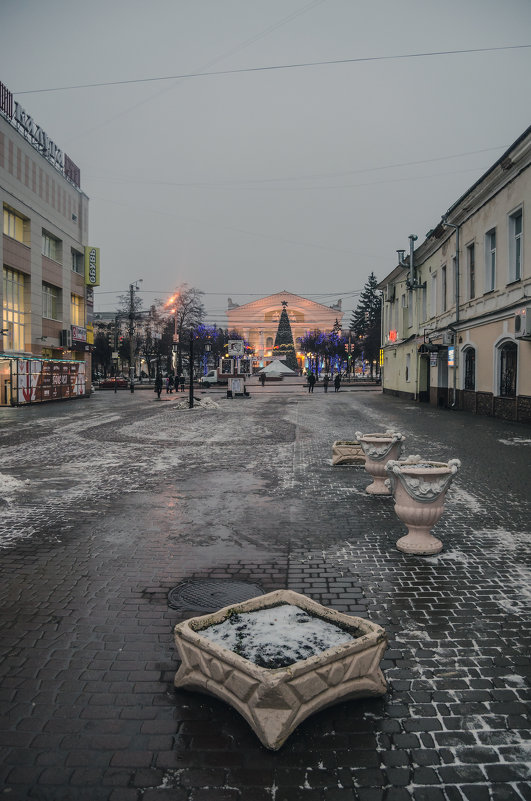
[498,437,531,446]
[0,472,28,501]
[450,486,484,514]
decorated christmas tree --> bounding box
[273,302,299,372]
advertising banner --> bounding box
[84,246,100,287]
[16,360,86,404]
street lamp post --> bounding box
[189,329,194,409]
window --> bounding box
[71,249,84,274]
[405,353,411,382]
[464,347,475,390]
[42,231,61,262]
[42,283,61,320]
[508,209,522,282]
[2,267,25,351]
[499,342,517,397]
[441,265,447,312]
[421,283,427,322]
[407,290,413,328]
[71,293,84,326]
[431,273,437,317]
[450,257,456,306]
[467,243,475,299]
[485,229,496,291]
[3,207,27,244]
[265,336,273,349]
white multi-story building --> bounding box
[378,125,531,423]
[1,78,99,405]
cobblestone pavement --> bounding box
[0,383,529,801]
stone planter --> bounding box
[385,456,461,554]
[173,589,387,750]
[332,440,365,466]
[355,430,405,495]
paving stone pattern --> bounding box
[0,387,529,800]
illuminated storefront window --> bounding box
[2,267,25,351]
[70,293,84,327]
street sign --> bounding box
[112,351,119,359]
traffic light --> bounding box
[118,334,124,345]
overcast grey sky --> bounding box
[2,0,530,325]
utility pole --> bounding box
[128,280,143,384]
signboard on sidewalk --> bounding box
[16,359,86,404]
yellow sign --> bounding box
[86,323,94,345]
[379,348,384,367]
[84,246,100,287]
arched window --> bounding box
[499,342,517,397]
[266,337,273,348]
[464,348,476,390]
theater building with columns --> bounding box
[226,291,344,366]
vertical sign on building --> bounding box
[84,246,100,287]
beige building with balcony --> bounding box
[378,125,531,423]
[226,290,343,365]
[1,78,97,405]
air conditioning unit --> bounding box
[515,306,531,339]
[442,331,454,345]
[60,328,72,347]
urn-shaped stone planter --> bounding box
[355,430,405,495]
[385,456,461,555]
[174,589,387,750]
[332,440,366,466]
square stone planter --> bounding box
[332,440,366,466]
[173,589,387,750]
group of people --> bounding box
[154,372,186,399]
[307,372,341,393]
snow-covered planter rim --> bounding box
[355,430,404,443]
[386,457,461,476]
[175,589,386,679]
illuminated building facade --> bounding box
[1,78,99,405]
[226,291,343,364]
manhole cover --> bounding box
[168,579,264,611]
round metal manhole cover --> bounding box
[168,579,264,611]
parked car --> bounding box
[99,376,129,389]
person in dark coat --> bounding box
[155,373,163,399]
[260,372,266,387]
[334,374,341,392]
[174,374,180,392]
[323,374,329,393]
[308,372,316,393]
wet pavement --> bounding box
[0,380,529,800]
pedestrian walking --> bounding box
[323,374,329,393]
[165,376,171,394]
[155,373,163,399]
[174,374,180,392]
[334,374,341,392]
[260,373,266,387]
[308,372,316,393]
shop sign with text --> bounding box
[84,247,100,287]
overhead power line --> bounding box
[14,44,531,95]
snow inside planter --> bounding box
[173,589,388,750]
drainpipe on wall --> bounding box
[441,218,460,408]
